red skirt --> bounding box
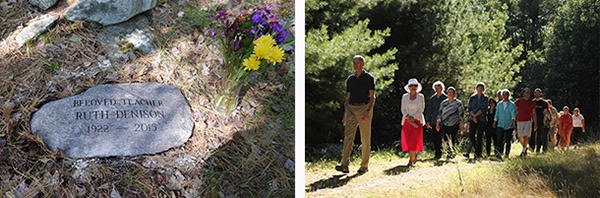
[402,119,424,152]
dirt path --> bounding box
[306,158,499,197]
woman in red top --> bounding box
[558,106,573,150]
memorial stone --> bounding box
[31,83,193,158]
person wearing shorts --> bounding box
[515,88,537,157]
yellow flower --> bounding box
[265,45,285,65]
[251,35,285,66]
[242,55,261,71]
[254,42,272,60]
[253,35,276,47]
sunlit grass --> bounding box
[306,142,600,197]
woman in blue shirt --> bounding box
[494,89,516,159]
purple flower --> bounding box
[262,6,271,14]
[252,12,267,26]
[272,24,283,32]
[268,24,287,44]
[213,10,227,20]
[210,30,217,38]
[273,29,288,45]
[249,28,258,37]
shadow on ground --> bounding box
[383,165,411,175]
[306,172,365,192]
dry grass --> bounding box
[1,0,295,197]
[306,142,600,197]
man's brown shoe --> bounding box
[335,165,349,173]
[357,167,368,174]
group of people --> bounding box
[335,55,585,174]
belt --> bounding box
[350,101,369,106]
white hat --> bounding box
[404,78,422,93]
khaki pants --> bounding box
[547,126,557,151]
[341,104,373,168]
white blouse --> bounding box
[572,114,584,127]
[401,93,425,126]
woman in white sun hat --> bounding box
[401,78,425,166]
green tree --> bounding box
[428,0,524,97]
[524,0,599,134]
[501,0,560,91]
[306,19,398,143]
[305,0,381,36]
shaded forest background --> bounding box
[305,0,599,147]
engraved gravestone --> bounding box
[31,83,193,158]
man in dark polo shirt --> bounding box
[335,55,375,174]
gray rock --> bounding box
[16,14,59,47]
[29,0,58,10]
[284,159,294,173]
[31,83,194,158]
[110,184,122,198]
[98,15,154,55]
[65,0,157,26]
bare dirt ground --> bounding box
[306,157,494,197]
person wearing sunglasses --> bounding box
[401,78,425,166]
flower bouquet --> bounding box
[210,5,294,116]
